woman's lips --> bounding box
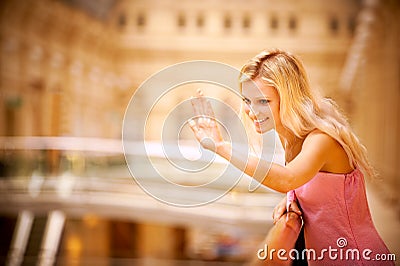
[254,117,269,124]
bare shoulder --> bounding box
[303,129,353,173]
[303,129,338,150]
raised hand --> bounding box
[188,89,225,152]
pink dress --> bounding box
[287,168,394,265]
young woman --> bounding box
[188,50,393,265]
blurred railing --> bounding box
[0,136,282,226]
[0,136,282,266]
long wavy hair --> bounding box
[239,49,376,178]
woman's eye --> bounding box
[259,99,270,104]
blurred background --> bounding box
[0,0,399,265]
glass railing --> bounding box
[0,136,283,215]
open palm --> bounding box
[188,90,225,151]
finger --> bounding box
[203,97,216,118]
[188,119,199,132]
[275,207,286,220]
[197,89,214,117]
[188,119,208,141]
[197,89,215,118]
[273,214,281,225]
[190,97,202,117]
[205,98,215,118]
[196,89,207,113]
[272,210,279,224]
[198,116,205,126]
[272,205,286,224]
[288,202,302,216]
[209,117,216,126]
[205,117,212,126]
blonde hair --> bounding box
[239,49,376,178]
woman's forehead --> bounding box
[241,79,277,98]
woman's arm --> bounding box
[212,132,333,193]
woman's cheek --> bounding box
[262,106,272,117]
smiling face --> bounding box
[241,77,282,134]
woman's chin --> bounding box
[255,126,273,134]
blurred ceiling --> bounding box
[58,0,118,20]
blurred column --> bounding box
[6,211,34,266]
[340,0,400,186]
[37,210,66,266]
[339,0,381,95]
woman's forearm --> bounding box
[216,142,294,193]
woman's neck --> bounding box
[277,128,296,149]
[277,128,303,162]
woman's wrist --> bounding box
[215,141,232,160]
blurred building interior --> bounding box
[0,0,399,265]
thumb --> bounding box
[288,202,302,216]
